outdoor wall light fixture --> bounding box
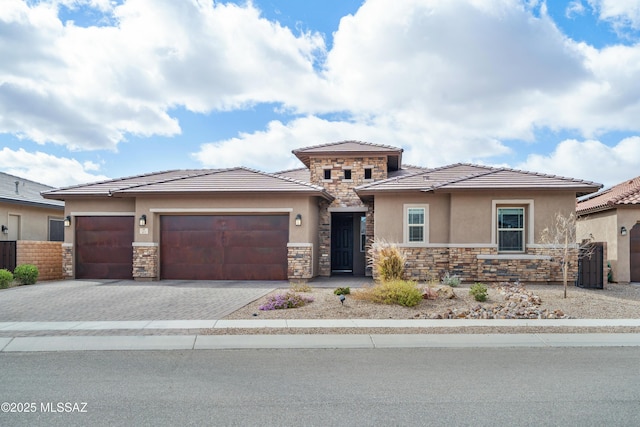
[139,214,147,227]
[295,214,302,226]
[64,216,71,227]
[1,225,7,234]
[621,226,627,236]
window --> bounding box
[360,216,366,252]
[404,205,428,244]
[323,169,331,180]
[344,169,352,180]
[497,207,524,252]
[364,168,372,180]
[49,218,64,242]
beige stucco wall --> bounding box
[581,207,640,282]
[578,207,640,282]
[577,210,618,278]
[63,198,136,243]
[0,203,64,241]
[374,190,578,246]
[374,193,450,243]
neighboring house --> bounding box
[576,176,640,283]
[0,172,65,242]
[43,141,601,283]
[0,171,65,279]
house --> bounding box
[576,176,640,283]
[1,171,65,242]
[0,171,65,278]
[42,141,601,283]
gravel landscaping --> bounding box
[207,281,640,335]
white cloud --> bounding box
[192,114,512,172]
[518,137,640,188]
[0,0,325,150]
[0,148,109,187]
[566,1,586,18]
[588,0,640,32]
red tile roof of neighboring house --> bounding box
[356,163,602,197]
[576,176,640,214]
[42,168,334,201]
[292,140,403,170]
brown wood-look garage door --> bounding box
[160,215,289,280]
[75,216,134,279]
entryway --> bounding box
[330,213,366,276]
[631,223,640,283]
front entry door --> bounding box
[331,214,353,273]
[631,223,640,282]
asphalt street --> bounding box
[2,347,639,426]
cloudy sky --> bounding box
[1,0,640,189]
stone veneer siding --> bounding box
[62,244,73,278]
[133,244,158,280]
[288,244,313,279]
[16,241,63,281]
[311,156,384,276]
[400,246,579,284]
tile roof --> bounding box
[576,175,640,214]
[356,163,602,196]
[0,171,64,209]
[292,140,403,170]
[43,168,334,201]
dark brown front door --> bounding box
[75,216,134,279]
[631,223,640,282]
[331,214,353,273]
[160,215,288,280]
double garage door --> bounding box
[75,215,289,280]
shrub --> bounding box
[334,287,351,296]
[354,280,423,307]
[0,269,13,289]
[290,281,312,292]
[469,283,488,302]
[368,238,406,282]
[259,292,314,311]
[13,264,39,285]
[441,272,461,287]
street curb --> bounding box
[2,333,640,352]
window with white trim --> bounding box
[404,205,428,243]
[497,207,524,252]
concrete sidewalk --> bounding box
[2,333,640,352]
[2,319,640,351]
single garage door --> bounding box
[75,216,134,279]
[160,215,289,280]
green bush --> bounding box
[469,283,488,302]
[333,287,351,295]
[441,272,461,287]
[0,269,13,289]
[13,264,39,285]
[368,239,406,282]
[355,280,423,307]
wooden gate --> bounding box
[577,242,604,289]
[0,241,17,271]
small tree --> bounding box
[540,211,594,298]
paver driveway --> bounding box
[0,280,280,321]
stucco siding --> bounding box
[1,204,63,242]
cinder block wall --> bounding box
[16,241,63,281]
